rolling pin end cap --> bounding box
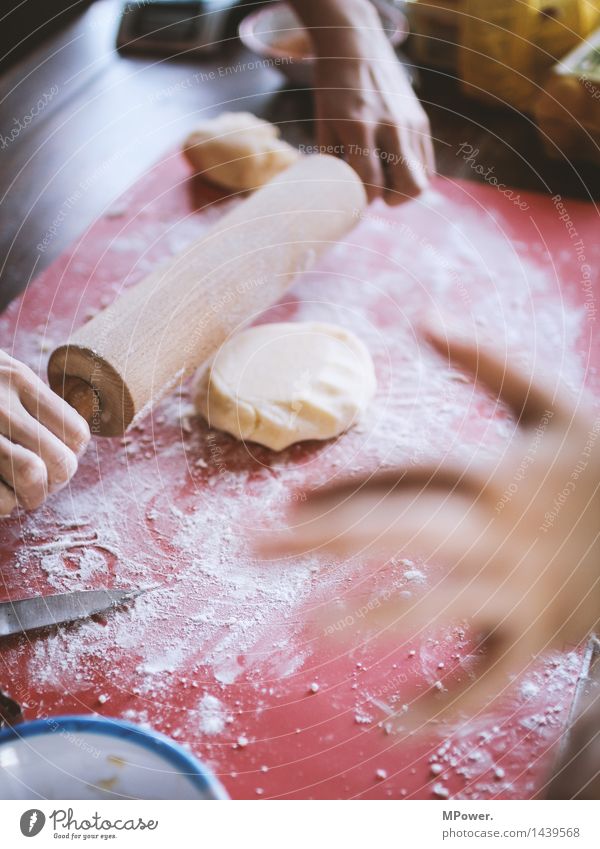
[63,378,98,427]
[47,345,134,437]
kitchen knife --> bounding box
[546,634,600,798]
[0,589,141,638]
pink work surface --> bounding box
[1,151,600,800]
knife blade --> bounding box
[0,589,141,638]
[545,634,600,798]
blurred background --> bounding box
[1,1,599,307]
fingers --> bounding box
[405,629,530,727]
[302,463,491,509]
[344,126,385,204]
[316,112,386,203]
[17,365,90,456]
[425,326,569,428]
[258,495,473,560]
[422,612,535,723]
[336,579,531,726]
[0,354,88,512]
[315,116,335,153]
[0,433,48,510]
[0,479,18,517]
[378,124,429,204]
[317,573,523,725]
[256,465,492,561]
[0,399,78,494]
[419,131,436,182]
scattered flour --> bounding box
[0,173,594,800]
[198,694,226,735]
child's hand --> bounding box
[0,350,90,515]
[259,328,600,720]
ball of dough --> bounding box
[194,322,376,451]
[183,112,299,191]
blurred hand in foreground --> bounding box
[258,327,600,721]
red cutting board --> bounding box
[1,149,599,800]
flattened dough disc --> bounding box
[194,322,376,451]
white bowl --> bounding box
[0,716,228,800]
[239,1,409,86]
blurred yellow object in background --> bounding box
[406,0,462,71]
[459,0,600,110]
[534,26,600,164]
[406,0,600,112]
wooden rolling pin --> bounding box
[48,154,366,436]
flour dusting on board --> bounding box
[1,175,597,799]
[198,694,227,735]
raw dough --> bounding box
[183,112,299,191]
[194,322,376,451]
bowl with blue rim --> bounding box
[0,715,228,800]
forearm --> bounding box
[288,0,384,56]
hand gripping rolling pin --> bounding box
[48,155,366,436]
